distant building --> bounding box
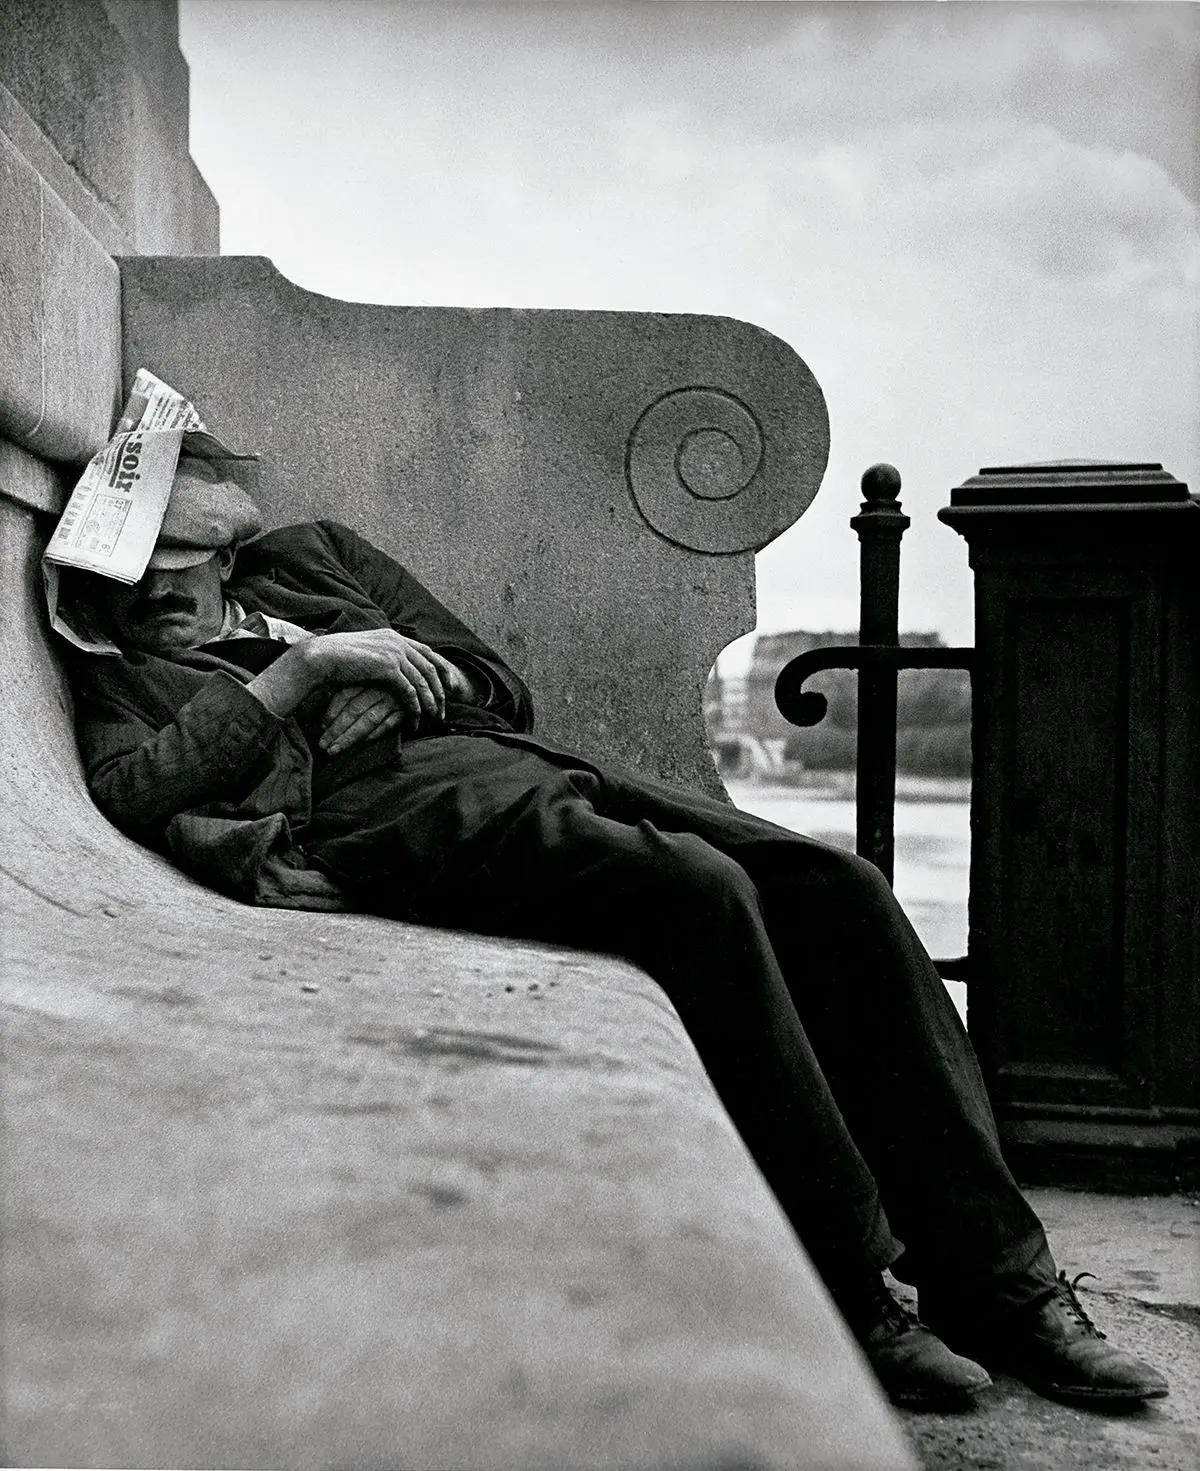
[704,666,745,736]
[709,630,971,777]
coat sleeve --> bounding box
[313,520,536,731]
[75,667,298,845]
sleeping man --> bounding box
[58,453,1168,1411]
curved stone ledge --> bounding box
[0,494,912,1469]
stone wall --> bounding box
[0,0,218,257]
[0,0,217,489]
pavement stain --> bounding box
[107,984,199,1008]
[414,1183,470,1211]
[1135,1300,1200,1331]
[341,1024,625,1071]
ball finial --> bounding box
[861,463,902,503]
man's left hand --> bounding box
[318,653,481,753]
[319,683,406,754]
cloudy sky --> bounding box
[178,0,1199,663]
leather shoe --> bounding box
[968,1272,1169,1404]
[857,1283,993,1408]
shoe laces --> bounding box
[1055,1270,1106,1339]
[874,1280,921,1335]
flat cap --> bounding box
[148,457,264,570]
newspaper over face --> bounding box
[44,371,253,654]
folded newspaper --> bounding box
[44,370,254,654]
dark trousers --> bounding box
[309,736,1056,1317]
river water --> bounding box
[723,778,971,1023]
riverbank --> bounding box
[723,776,971,947]
[731,770,972,804]
[722,777,973,1021]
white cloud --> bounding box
[867,123,1199,305]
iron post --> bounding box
[850,463,910,882]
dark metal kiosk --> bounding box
[777,461,1199,1191]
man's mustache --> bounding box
[129,592,198,621]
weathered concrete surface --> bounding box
[0,128,122,464]
[1033,1189,1200,1309]
[898,1190,1200,1471]
[0,0,218,254]
[0,488,916,1468]
[120,255,830,795]
[0,436,69,516]
[0,0,218,467]
[0,80,130,256]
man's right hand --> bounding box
[246,627,456,730]
[304,628,453,726]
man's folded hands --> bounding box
[247,627,481,744]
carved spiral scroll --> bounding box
[627,386,789,553]
[626,389,761,551]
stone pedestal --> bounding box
[941,462,1200,1191]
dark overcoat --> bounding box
[68,519,564,907]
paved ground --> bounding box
[895,1189,1200,1470]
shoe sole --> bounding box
[1033,1381,1170,1404]
[956,1350,1171,1406]
[889,1380,993,1410]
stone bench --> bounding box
[0,113,915,1469]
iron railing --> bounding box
[773,464,974,982]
